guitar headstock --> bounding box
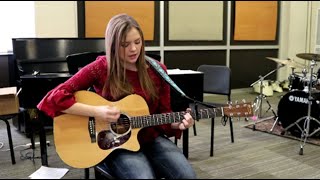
[223,102,253,117]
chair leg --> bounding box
[94,167,105,179]
[229,117,234,143]
[29,118,36,150]
[210,117,214,157]
[190,103,198,136]
[84,168,89,179]
[193,122,197,136]
[38,119,48,166]
[4,119,16,164]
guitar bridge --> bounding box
[88,117,96,143]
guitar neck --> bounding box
[130,107,221,128]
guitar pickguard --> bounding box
[97,114,132,150]
[97,130,131,150]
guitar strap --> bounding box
[145,55,216,120]
[145,55,205,121]
[145,55,187,98]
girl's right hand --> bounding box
[94,105,121,122]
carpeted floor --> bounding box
[245,117,320,146]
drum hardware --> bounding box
[287,66,296,90]
[280,58,320,155]
[289,71,318,91]
[270,116,280,132]
[250,60,284,130]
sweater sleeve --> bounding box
[37,56,106,118]
[156,63,183,139]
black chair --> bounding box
[0,108,28,164]
[196,64,233,157]
[67,51,106,75]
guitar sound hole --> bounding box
[97,130,131,150]
[110,114,131,135]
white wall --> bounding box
[310,2,320,54]
[35,1,78,37]
[278,1,320,81]
[278,1,309,81]
[33,1,318,83]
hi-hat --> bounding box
[266,57,304,68]
[296,53,320,61]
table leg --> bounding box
[4,119,16,164]
[183,128,189,159]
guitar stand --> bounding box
[281,59,320,155]
[250,65,284,130]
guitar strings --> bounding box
[94,111,191,133]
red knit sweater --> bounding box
[37,55,182,144]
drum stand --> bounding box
[250,65,284,130]
[281,60,320,155]
[270,67,297,132]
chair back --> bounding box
[197,65,231,97]
[66,51,105,75]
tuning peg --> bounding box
[228,101,233,108]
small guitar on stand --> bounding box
[54,90,253,168]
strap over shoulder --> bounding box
[145,55,186,97]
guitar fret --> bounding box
[159,114,164,125]
[156,114,159,125]
[144,116,147,127]
[180,112,185,122]
[139,116,142,127]
[151,114,154,126]
[134,117,137,128]
[160,114,164,125]
[154,114,157,126]
[132,117,136,128]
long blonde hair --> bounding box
[103,13,158,101]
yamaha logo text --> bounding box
[288,95,309,104]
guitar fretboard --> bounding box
[130,108,218,128]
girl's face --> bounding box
[119,27,142,68]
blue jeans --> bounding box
[104,136,197,179]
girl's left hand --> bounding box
[171,108,194,130]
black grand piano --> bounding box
[12,38,203,165]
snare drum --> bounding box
[277,90,320,137]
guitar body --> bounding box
[54,90,150,168]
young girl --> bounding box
[37,13,196,179]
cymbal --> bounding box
[296,53,320,61]
[266,57,304,68]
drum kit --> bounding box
[252,53,320,155]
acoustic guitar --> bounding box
[54,90,253,168]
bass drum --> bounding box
[277,90,320,137]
